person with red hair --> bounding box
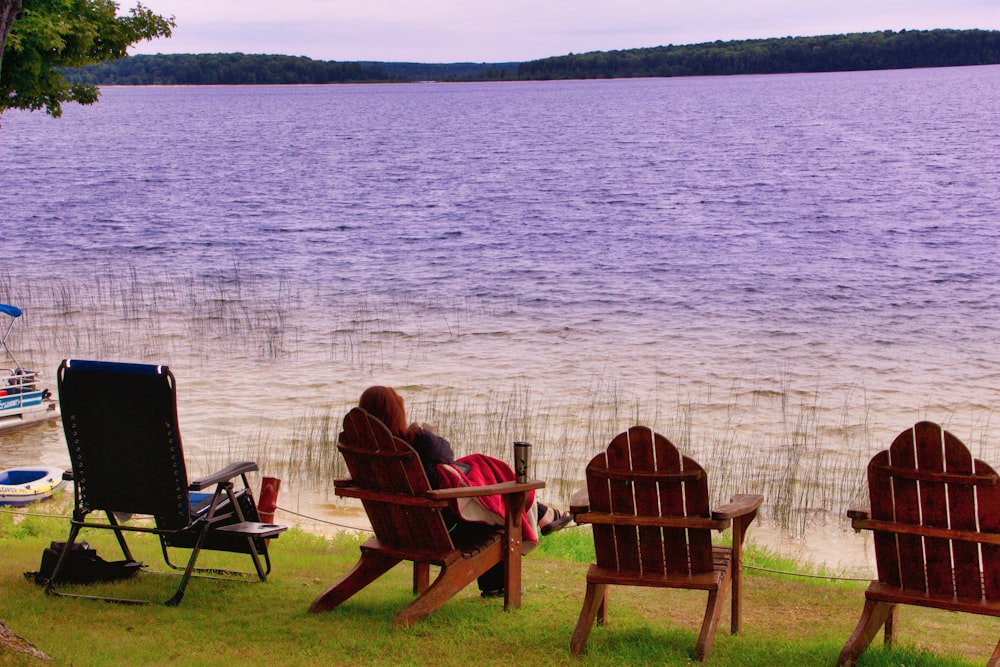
[357,385,572,597]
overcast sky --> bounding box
[131,0,1000,63]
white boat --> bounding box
[0,304,59,433]
[0,466,67,506]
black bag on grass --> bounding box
[27,541,142,585]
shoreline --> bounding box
[274,495,877,577]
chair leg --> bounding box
[988,636,1000,667]
[105,511,136,562]
[836,599,896,666]
[570,582,608,657]
[47,522,148,605]
[166,524,212,606]
[44,523,83,596]
[309,550,401,613]
[694,586,727,661]
[221,483,270,582]
[883,603,898,646]
[394,544,503,627]
[413,562,430,594]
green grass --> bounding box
[0,504,990,666]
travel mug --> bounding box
[513,441,531,483]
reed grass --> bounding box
[3,264,998,541]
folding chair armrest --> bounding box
[712,493,764,521]
[190,461,260,491]
[426,479,545,500]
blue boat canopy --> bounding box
[0,304,22,318]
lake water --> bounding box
[2,65,999,571]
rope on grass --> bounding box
[743,564,871,582]
[0,504,373,532]
[273,505,375,533]
[0,507,71,520]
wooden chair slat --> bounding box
[577,513,726,530]
[654,433,689,575]
[607,430,641,573]
[684,453,713,574]
[587,451,617,571]
[977,458,1000,600]
[889,427,926,593]
[867,451,899,588]
[851,518,1000,546]
[869,464,998,486]
[914,423,954,597]
[944,430,982,598]
[587,467,704,482]
[630,428,666,576]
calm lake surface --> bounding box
[2,65,999,569]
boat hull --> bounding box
[0,391,60,433]
[0,466,67,506]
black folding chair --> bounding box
[50,359,286,605]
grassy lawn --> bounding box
[0,504,992,666]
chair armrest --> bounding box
[847,506,871,521]
[190,461,259,491]
[712,493,764,521]
[569,488,590,514]
[847,505,872,533]
[335,484,451,508]
[427,479,545,500]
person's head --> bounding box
[358,386,408,438]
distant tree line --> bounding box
[518,29,1000,79]
[63,30,1000,86]
[64,53,518,85]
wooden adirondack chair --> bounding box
[569,426,763,661]
[308,407,544,626]
[838,421,1000,666]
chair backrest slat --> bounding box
[916,424,952,597]
[889,427,926,593]
[58,359,191,530]
[587,449,617,570]
[655,433,689,574]
[607,431,641,573]
[977,457,1000,599]
[942,429,979,597]
[868,450,899,587]
[338,408,454,553]
[630,428,665,576]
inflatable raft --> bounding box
[0,466,67,506]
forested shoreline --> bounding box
[64,29,1000,85]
